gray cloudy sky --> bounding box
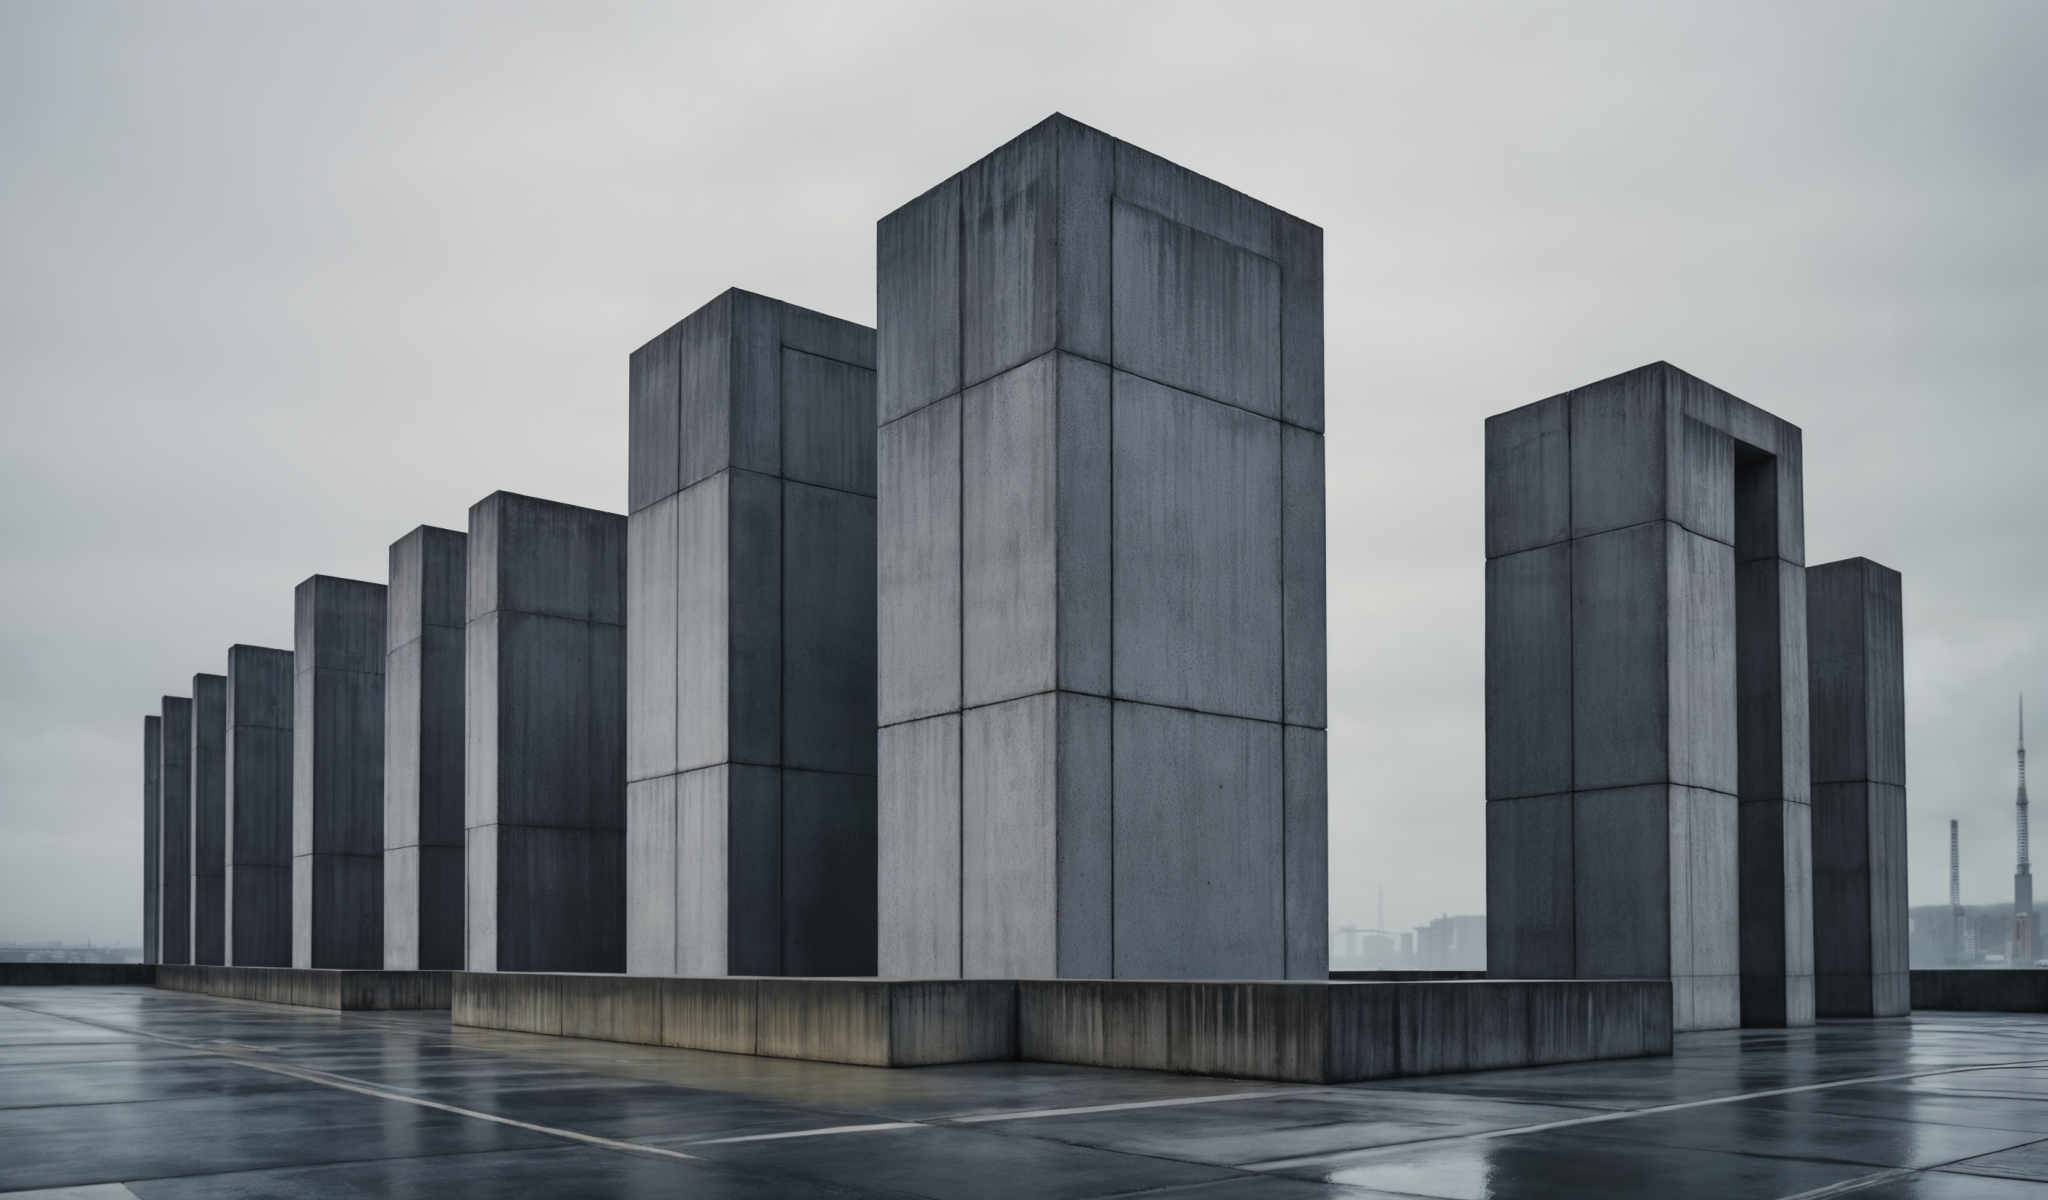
[4,1,2044,947]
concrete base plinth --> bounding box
[1910,970,2048,1013]
[155,965,452,1010]
[452,974,1670,1081]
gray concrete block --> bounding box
[963,356,1059,707]
[1278,215,1324,431]
[1737,557,1810,804]
[878,714,960,977]
[625,492,680,785]
[225,647,291,967]
[781,348,876,495]
[558,975,662,1045]
[1112,372,1282,720]
[963,694,1059,977]
[1055,354,1113,694]
[455,970,563,1033]
[1169,982,1327,1082]
[877,177,960,422]
[1055,693,1113,978]
[143,715,160,963]
[292,850,382,971]
[1740,798,1817,1026]
[726,469,782,768]
[1486,795,1574,978]
[627,306,682,514]
[1668,525,1739,793]
[658,977,758,1053]
[1285,726,1329,981]
[1111,200,1281,417]
[1485,401,1572,561]
[1571,524,1670,790]
[1572,786,1670,980]
[672,765,735,975]
[1808,559,1906,787]
[1486,544,1572,799]
[1568,365,1671,539]
[662,478,726,772]
[782,770,877,976]
[1017,980,1173,1071]
[878,394,961,725]
[1113,133,1278,256]
[292,576,387,969]
[624,777,676,976]
[466,493,625,974]
[159,696,192,964]
[192,667,228,966]
[1112,702,1283,979]
[384,527,465,972]
[1397,981,1532,1075]
[961,124,1058,387]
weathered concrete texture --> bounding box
[156,964,451,1010]
[876,115,1326,981]
[142,715,160,963]
[292,576,387,970]
[158,696,192,965]
[1911,969,2048,1012]
[0,963,156,986]
[1809,558,1909,1017]
[452,974,1667,1082]
[1485,362,1810,1031]
[384,525,467,971]
[626,291,878,978]
[188,673,227,965]
[466,492,626,973]
[226,645,293,967]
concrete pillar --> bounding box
[293,575,387,969]
[159,696,192,964]
[142,715,160,963]
[226,644,293,966]
[189,672,227,965]
[625,290,878,977]
[465,492,626,972]
[384,526,467,971]
[1484,362,1812,1031]
[875,116,1328,980]
[1807,558,1908,1016]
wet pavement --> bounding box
[1,986,2045,1198]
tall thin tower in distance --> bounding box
[1951,819,1966,965]
[2015,696,2033,967]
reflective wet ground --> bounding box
[2,986,2045,1198]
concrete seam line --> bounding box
[1772,1167,1916,1200]
[949,1087,1329,1124]
[1240,1055,2048,1172]
[688,1121,924,1145]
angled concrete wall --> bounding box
[626,290,878,977]
[189,672,227,965]
[466,492,626,973]
[1808,558,1908,1017]
[142,715,160,964]
[1485,362,1812,1031]
[385,525,467,971]
[226,644,293,967]
[293,575,387,969]
[875,115,1328,980]
[158,696,192,964]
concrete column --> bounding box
[626,290,878,977]
[1484,361,1811,1031]
[1808,558,1908,1016]
[465,492,626,973]
[226,644,293,966]
[189,673,227,965]
[159,696,192,964]
[385,526,467,971]
[875,116,1328,980]
[293,575,387,969]
[142,715,160,963]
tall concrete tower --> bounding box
[2016,696,2034,966]
[1950,819,1964,965]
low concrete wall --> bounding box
[1020,978,1669,1083]
[453,974,1669,1082]
[0,963,156,986]
[455,974,1017,1067]
[156,965,453,1010]
[1329,970,1488,982]
[1911,970,2048,1013]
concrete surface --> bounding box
[384,525,467,971]
[188,673,227,966]
[0,965,155,985]
[293,575,388,970]
[142,714,160,963]
[156,964,452,1010]
[10,986,2048,1198]
[158,695,192,965]
[1484,362,1813,1031]
[1810,559,1910,1017]
[625,290,878,979]
[452,974,1665,1083]
[1913,970,2048,1012]
[466,491,627,973]
[876,114,1327,981]
[225,643,293,967]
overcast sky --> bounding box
[4,1,2044,948]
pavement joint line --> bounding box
[0,998,700,1164]
[948,1087,1332,1124]
[686,1122,926,1145]
[1773,1167,1917,1199]
[1239,1055,2048,1173]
